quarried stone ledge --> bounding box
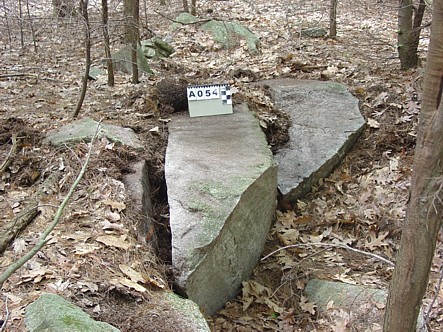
[257,79,365,203]
[165,103,277,315]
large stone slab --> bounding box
[25,293,120,332]
[304,279,427,332]
[258,79,365,202]
[165,103,277,315]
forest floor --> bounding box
[0,0,442,331]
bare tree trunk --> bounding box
[384,0,443,330]
[398,0,427,69]
[182,0,189,13]
[3,0,12,43]
[124,0,140,84]
[25,0,37,53]
[190,0,196,15]
[329,0,337,38]
[101,0,114,86]
[143,0,148,28]
[73,0,91,118]
[132,0,139,84]
[18,0,24,48]
[411,0,427,52]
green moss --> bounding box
[61,315,83,328]
[326,82,347,94]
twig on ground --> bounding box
[0,134,18,175]
[0,73,26,78]
[0,122,101,288]
[261,242,395,266]
[425,262,443,324]
[0,296,9,332]
[0,172,60,254]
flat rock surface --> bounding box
[44,117,143,150]
[258,79,365,202]
[165,103,277,315]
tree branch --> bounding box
[261,242,394,266]
[0,123,101,288]
[0,134,17,175]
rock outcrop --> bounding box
[257,79,365,203]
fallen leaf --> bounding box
[141,273,166,289]
[74,243,100,255]
[299,295,316,315]
[367,118,380,129]
[12,238,26,254]
[364,231,389,251]
[277,228,299,245]
[101,220,126,232]
[118,277,146,293]
[102,199,126,212]
[96,235,131,250]
[119,264,145,284]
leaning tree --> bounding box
[384,0,443,330]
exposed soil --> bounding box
[0,0,442,331]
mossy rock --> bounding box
[172,13,260,54]
[141,37,175,58]
[112,45,153,76]
[25,293,120,332]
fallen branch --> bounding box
[0,296,9,332]
[0,123,101,288]
[261,242,394,266]
[425,262,443,324]
[0,134,18,175]
[0,172,60,254]
[0,73,26,78]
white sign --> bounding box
[187,85,220,101]
[187,84,233,117]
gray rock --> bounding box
[201,20,260,54]
[25,293,120,332]
[111,45,153,76]
[44,117,144,151]
[123,160,155,244]
[162,292,210,331]
[141,37,175,58]
[173,13,260,54]
[165,103,277,315]
[304,279,427,332]
[89,66,106,80]
[173,12,200,26]
[301,27,328,38]
[258,79,365,203]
